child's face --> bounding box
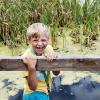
[29,33,49,56]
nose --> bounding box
[37,41,42,46]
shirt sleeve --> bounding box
[21,45,54,78]
[21,48,31,78]
[44,45,54,53]
[22,48,33,57]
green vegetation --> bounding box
[0,1,100,99]
[0,0,100,51]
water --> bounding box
[2,76,100,100]
[50,76,100,100]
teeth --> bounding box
[36,47,42,49]
[37,48,42,49]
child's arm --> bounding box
[45,45,60,76]
[22,56,38,90]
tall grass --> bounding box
[0,0,100,48]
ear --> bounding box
[26,36,31,45]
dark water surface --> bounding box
[50,76,100,100]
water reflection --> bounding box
[50,76,100,100]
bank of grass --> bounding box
[0,42,27,56]
[0,0,100,47]
[1,35,100,56]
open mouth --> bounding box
[36,48,42,51]
[35,47,43,54]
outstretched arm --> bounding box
[22,56,38,90]
[45,45,60,76]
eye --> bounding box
[33,39,38,42]
[42,39,47,42]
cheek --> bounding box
[31,43,37,48]
[44,42,48,47]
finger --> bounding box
[22,56,28,64]
[46,56,53,61]
[48,54,56,60]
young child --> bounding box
[22,23,59,100]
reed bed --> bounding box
[0,0,100,49]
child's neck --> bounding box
[36,53,42,56]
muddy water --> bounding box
[0,71,100,100]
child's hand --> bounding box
[22,55,37,71]
[52,71,60,76]
[45,52,57,61]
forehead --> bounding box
[32,32,49,39]
[27,23,49,37]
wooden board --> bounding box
[0,56,100,71]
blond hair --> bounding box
[27,23,50,40]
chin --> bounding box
[35,49,44,56]
[36,52,43,56]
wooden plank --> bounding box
[0,56,100,71]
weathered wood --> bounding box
[0,56,100,71]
